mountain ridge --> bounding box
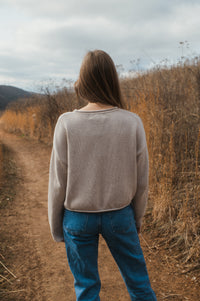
[0,85,34,110]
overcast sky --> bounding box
[1,0,200,92]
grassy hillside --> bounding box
[0,58,199,270]
[0,85,34,110]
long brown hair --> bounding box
[74,50,126,109]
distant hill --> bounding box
[0,85,33,110]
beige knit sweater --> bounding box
[48,107,149,242]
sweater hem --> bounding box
[63,202,132,213]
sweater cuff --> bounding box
[51,231,64,242]
[135,218,142,228]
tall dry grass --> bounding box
[122,58,200,268]
[0,57,199,269]
[1,88,82,143]
[0,143,3,186]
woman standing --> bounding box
[48,50,157,301]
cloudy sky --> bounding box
[1,0,200,92]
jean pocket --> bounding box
[109,205,135,233]
[63,209,88,235]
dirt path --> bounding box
[0,128,199,301]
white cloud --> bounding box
[0,0,200,91]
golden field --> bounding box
[0,58,199,270]
[0,142,3,185]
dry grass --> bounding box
[0,143,18,209]
[121,57,200,268]
[0,88,83,143]
[0,143,3,185]
[0,58,199,270]
[0,143,18,295]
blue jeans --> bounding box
[62,204,157,301]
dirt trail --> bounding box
[0,128,199,301]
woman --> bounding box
[48,50,157,301]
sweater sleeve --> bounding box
[131,117,149,228]
[48,116,68,242]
